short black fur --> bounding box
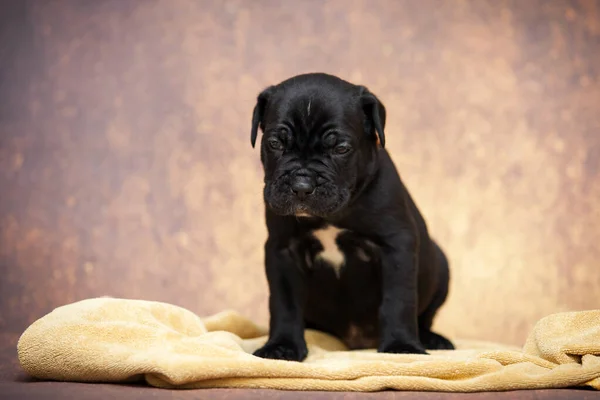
[250,73,454,361]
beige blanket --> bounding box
[17,298,600,392]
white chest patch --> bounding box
[312,225,346,277]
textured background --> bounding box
[1,0,599,346]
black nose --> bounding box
[291,180,315,199]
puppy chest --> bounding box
[308,225,377,277]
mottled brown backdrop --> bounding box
[1,0,599,346]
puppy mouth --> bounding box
[266,196,313,216]
[293,203,313,217]
[265,183,351,219]
[295,203,309,212]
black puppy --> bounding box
[250,73,453,362]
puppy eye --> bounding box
[268,138,284,150]
[333,144,351,155]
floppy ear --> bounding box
[359,86,386,148]
[250,86,274,148]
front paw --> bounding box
[253,340,308,362]
[379,340,428,355]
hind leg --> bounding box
[419,295,454,350]
[418,242,454,350]
[420,329,454,350]
[419,297,454,350]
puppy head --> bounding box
[250,73,386,218]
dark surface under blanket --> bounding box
[1,333,598,400]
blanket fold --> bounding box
[16,298,600,392]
